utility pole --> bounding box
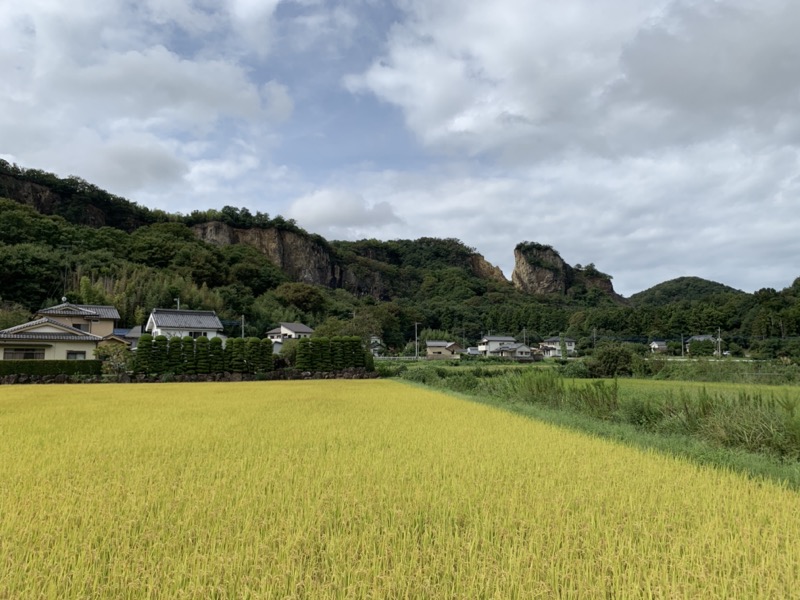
[174,297,180,310]
[717,327,722,358]
[681,334,684,358]
[414,322,420,360]
[241,315,245,338]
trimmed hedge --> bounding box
[0,360,103,376]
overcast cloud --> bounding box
[2,0,799,296]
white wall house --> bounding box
[145,309,226,340]
[540,337,576,358]
[478,335,517,356]
[266,322,314,342]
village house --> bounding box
[266,322,314,343]
[145,308,226,340]
[650,341,668,353]
[425,340,462,360]
[540,336,576,358]
[477,335,517,356]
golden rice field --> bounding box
[1,380,799,598]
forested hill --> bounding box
[1,162,799,358]
[630,277,746,306]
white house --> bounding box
[650,341,667,353]
[145,309,226,340]
[540,336,576,358]
[477,335,517,356]
[266,322,314,342]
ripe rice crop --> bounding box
[1,380,799,598]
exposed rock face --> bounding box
[193,222,345,287]
[468,255,507,283]
[512,241,623,302]
[511,243,570,294]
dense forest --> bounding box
[1,161,799,359]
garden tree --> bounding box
[166,336,183,374]
[223,338,233,371]
[295,338,312,370]
[245,337,261,373]
[348,336,366,368]
[195,336,210,374]
[182,336,196,375]
[331,337,345,370]
[229,337,246,372]
[209,337,225,373]
[364,350,375,372]
[95,344,132,378]
[587,343,634,378]
[152,335,169,374]
[134,334,153,374]
[260,338,274,372]
[310,338,332,371]
[280,338,299,367]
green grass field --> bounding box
[2,380,799,598]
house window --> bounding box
[66,351,86,360]
[190,331,204,339]
[4,348,45,360]
[73,324,90,332]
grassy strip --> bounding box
[397,369,800,489]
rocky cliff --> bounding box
[193,222,510,297]
[512,242,623,302]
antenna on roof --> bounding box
[61,296,67,303]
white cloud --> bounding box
[288,189,402,238]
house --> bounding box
[145,308,226,340]
[266,322,314,342]
[477,335,517,356]
[490,342,534,360]
[368,335,387,357]
[0,317,103,360]
[35,302,121,338]
[540,336,576,358]
[465,347,482,356]
[650,341,667,353]
[425,340,462,360]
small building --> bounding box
[491,342,534,360]
[35,302,121,338]
[650,341,667,353]
[266,322,314,342]
[145,309,225,340]
[540,336,576,358]
[425,340,462,359]
[368,335,387,357]
[477,335,517,356]
[0,317,102,360]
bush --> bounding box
[0,360,102,376]
[587,344,633,378]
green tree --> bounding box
[296,338,312,371]
[182,336,196,375]
[95,344,132,378]
[230,337,246,372]
[245,337,261,373]
[134,334,153,374]
[166,336,183,374]
[152,335,169,374]
[195,336,210,374]
[209,337,225,373]
[260,338,274,372]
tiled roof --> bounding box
[37,303,121,320]
[280,322,314,334]
[481,335,516,342]
[0,317,102,341]
[149,309,223,330]
[426,340,450,347]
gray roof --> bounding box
[481,335,516,342]
[37,303,121,320]
[148,309,223,331]
[280,322,314,333]
[543,336,575,343]
[426,340,450,347]
[0,317,102,342]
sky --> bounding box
[2,0,799,297]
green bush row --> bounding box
[0,360,103,376]
[133,335,274,375]
[295,337,373,372]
